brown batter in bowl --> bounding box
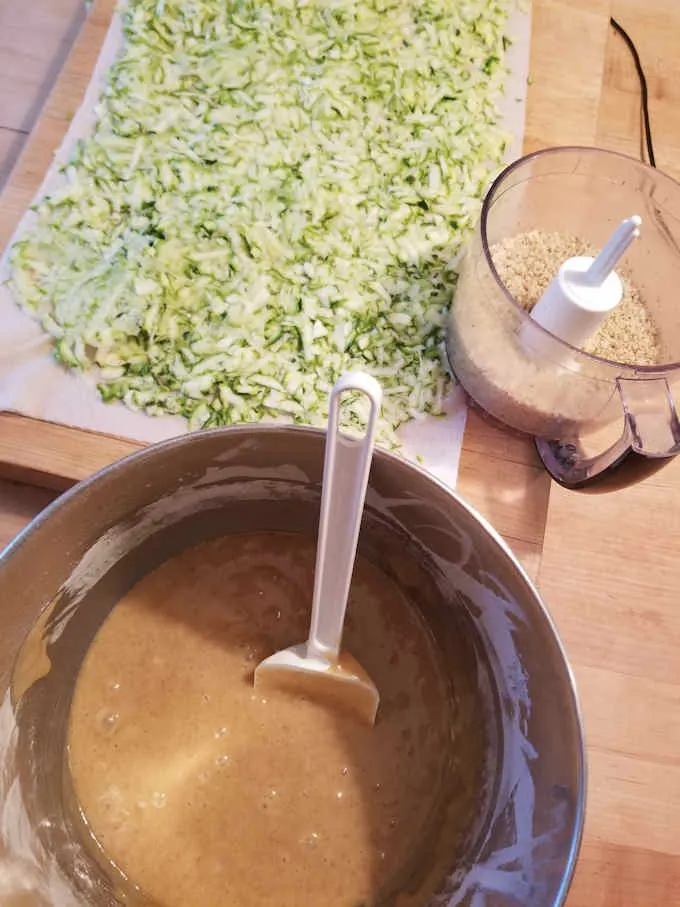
[67,532,488,907]
[0,426,585,907]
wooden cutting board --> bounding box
[1,0,679,902]
[0,0,551,574]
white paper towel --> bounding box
[0,1,531,486]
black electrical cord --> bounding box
[610,17,656,168]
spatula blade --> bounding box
[254,646,379,726]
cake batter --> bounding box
[68,532,485,907]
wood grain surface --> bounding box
[531,3,680,903]
[0,0,548,575]
[1,0,679,902]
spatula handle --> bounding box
[307,372,382,663]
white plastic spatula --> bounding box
[254,371,382,726]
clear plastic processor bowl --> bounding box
[447,146,680,486]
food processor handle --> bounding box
[306,372,382,662]
[536,376,680,487]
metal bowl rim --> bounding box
[0,423,587,906]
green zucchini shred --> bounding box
[10,0,512,442]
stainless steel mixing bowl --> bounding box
[0,426,585,907]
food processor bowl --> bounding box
[0,427,585,907]
[447,146,680,486]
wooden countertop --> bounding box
[1,0,679,903]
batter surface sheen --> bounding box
[68,532,485,907]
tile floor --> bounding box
[0,0,85,186]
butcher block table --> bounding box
[1,0,679,903]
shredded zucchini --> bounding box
[10,0,511,440]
